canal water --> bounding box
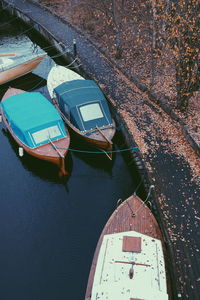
[0,15,142,300]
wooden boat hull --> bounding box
[0,54,46,85]
[68,121,115,156]
[1,111,70,175]
[1,88,70,176]
[85,195,167,300]
[47,66,116,159]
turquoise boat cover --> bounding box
[54,80,113,131]
[1,92,67,148]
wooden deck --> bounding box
[85,194,165,300]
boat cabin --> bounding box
[91,231,168,300]
[1,92,67,148]
[54,80,113,132]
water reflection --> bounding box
[1,126,72,183]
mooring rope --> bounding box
[18,24,38,36]
[116,177,144,208]
[116,185,155,220]
[129,185,155,216]
[50,49,72,59]
[63,57,78,68]
[42,44,56,51]
[0,15,18,27]
[70,63,82,69]
[0,3,11,13]
[133,178,143,195]
[126,199,136,216]
[27,78,47,91]
[0,16,78,67]
[54,146,138,154]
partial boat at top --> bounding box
[85,194,169,300]
[47,65,116,160]
[0,51,47,85]
[0,87,70,176]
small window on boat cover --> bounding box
[122,236,142,253]
[79,103,103,122]
[32,125,61,144]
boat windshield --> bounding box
[79,103,104,122]
[32,125,61,145]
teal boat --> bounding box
[0,88,70,176]
[47,65,116,159]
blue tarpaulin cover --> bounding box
[54,80,113,131]
[1,92,67,148]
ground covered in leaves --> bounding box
[35,0,200,147]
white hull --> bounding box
[47,65,84,98]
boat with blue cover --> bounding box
[47,65,116,159]
[0,88,70,176]
[0,51,46,85]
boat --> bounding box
[47,65,116,159]
[0,51,47,85]
[0,87,70,176]
[85,194,169,300]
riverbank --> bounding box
[33,0,200,159]
[1,0,200,299]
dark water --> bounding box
[0,15,142,300]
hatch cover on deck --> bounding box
[122,236,142,252]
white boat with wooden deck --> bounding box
[0,51,46,85]
[85,194,169,300]
[47,65,116,159]
[0,88,70,176]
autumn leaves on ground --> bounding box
[36,0,200,172]
[38,0,199,120]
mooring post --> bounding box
[73,39,77,56]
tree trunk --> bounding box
[111,0,123,59]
